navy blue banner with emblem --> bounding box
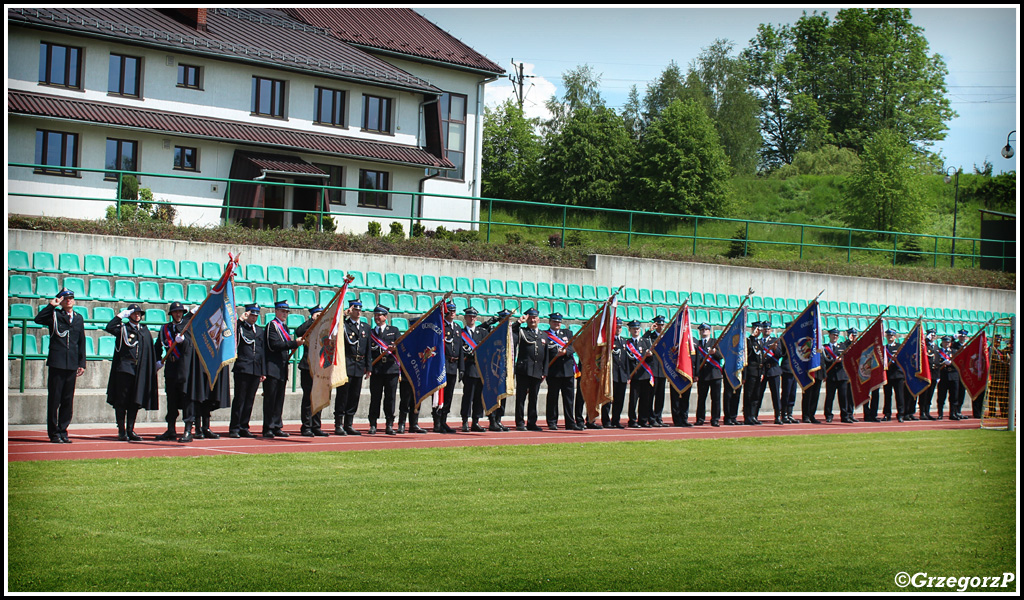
[720,307,747,391]
[394,302,448,409]
[476,317,515,416]
[189,261,238,390]
[780,301,823,390]
[651,308,693,394]
[895,321,932,398]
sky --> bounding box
[417,5,1019,176]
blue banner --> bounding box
[189,270,237,390]
[651,307,693,394]
[395,302,448,409]
[476,317,515,416]
[780,300,823,390]
[720,307,747,391]
[895,322,932,398]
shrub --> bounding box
[566,229,586,247]
[412,222,426,238]
[367,221,382,237]
[548,233,562,248]
[433,226,454,241]
[152,201,177,224]
[454,229,479,243]
[389,221,405,238]
[303,213,337,233]
[505,231,524,245]
[726,226,754,258]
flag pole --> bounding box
[371,292,454,367]
[630,300,689,381]
[825,306,890,374]
[288,274,352,361]
[697,287,756,372]
[951,317,997,361]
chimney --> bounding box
[164,8,207,32]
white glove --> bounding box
[189,305,198,314]
[118,309,133,319]
[175,333,185,344]
[155,361,163,371]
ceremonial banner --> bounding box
[719,306,747,391]
[395,301,448,410]
[842,319,887,407]
[952,331,990,401]
[895,321,932,398]
[652,305,694,394]
[676,305,695,383]
[476,316,514,416]
[306,282,350,415]
[576,295,617,420]
[780,300,823,390]
[188,258,238,390]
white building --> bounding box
[7,8,504,233]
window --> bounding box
[108,54,142,97]
[362,95,392,134]
[314,87,346,127]
[177,64,201,89]
[313,163,345,205]
[38,42,82,89]
[431,92,467,181]
[357,169,390,209]
[173,146,199,172]
[105,138,138,180]
[34,130,79,177]
[251,76,285,118]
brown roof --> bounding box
[10,90,453,169]
[8,7,440,94]
[280,8,504,75]
[237,151,327,177]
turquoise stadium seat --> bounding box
[163,283,185,304]
[178,260,200,281]
[202,262,224,281]
[582,285,597,301]
[665,290,679,306]
[378,292,397,311]
[267,265,288,285]
[567,303,584,320]
[553,283,568,300]
[521,281,537,297]
[384,272,402,290]
[108,256,132,277]
[276,288,297,306]
[652,289,665,305]
[33,252,59,273]
[402,274,421,292]
[397,294,415,313]
[456,277,473,294]
[62,276,90,300]
[286,313,305,329]
[485,298,503,316]
[319,290,336,307]
[8,304,38,328]
[36,276,60,299]
[59,253,86,275]
[88,279,116,302]
[638,288,652,304]
[359,292,376,308]
[420,275,439,293]
[689,292,704,307]
[288,267,307,286]
[114,280,139,303]
[84,254,109,276]
[505,280,523,297]
[98,336,115,358]
[473,278,490,295]
[156,259,179,279]
[91,307,114,329]
[297,289,317,309]
[234,286,253,307]
[489,279,505,296]
[144,309,167,325]
[346,271,366,288]
[138,281,163,303]
[391,317,409,332]
[254,287,274,307]
[245,264,267,284]
[133,258,155,279]
[366,272,385,290]
[438,276,455,293]
[11,334,38,357]
[621,287,637,303]
[9,250,33,272]
[308,268,327,287]
[186,284,208,304]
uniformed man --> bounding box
[480,308,514,431]
[778,322,799,424]
[335,300,371,436]
[263,301,304,437]
[229,304,265,438]
[367,305,400,435]
[694,323,724,427]
[801,361,823,424]
[952,329,970,419]
[434,302,461,433]
[34,289,86,443]
[821,328,845,423]
[396,367,427,434]
[843,328,860,423]
[757,322,784,424]
[545,313,578,430]
[513,308,549,431]
[882,329,907,422]
[935,335,960,420]
[623,320,654,428]
[296,306,329,437]
[105,303,158,441]
[643,315,670,427]
[608,318,629,428]
[458,307,487,433]
[155,302,195,442]
[743,321,763,425]
[918,329,940,420]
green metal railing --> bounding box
[7,162,1013,270]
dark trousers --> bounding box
[335,376,364,427]
[46,367,76,439]
[629,379,654,425]
[611,381,627,426]
[651,377,667,424]
[461,377,484,422]
[546,376,574,427]
[437,375,459,421]
[823,379,845,420]
[842,382,855,419]
[164,384,195,429]
[919,380,938,416]
[398,377,421,427]
[262,376,287,433]
[230,372,261,434]
[574,380,587,426]
[515,375,543,426]
[757,374,781,418]
[368,372,398,426]
[743,374,761,421]
[884,380,906,418]
[696,378,722,423]
[863,389,880,420]
[953,380,967,417]
[781,373,797,415]
[671,383,691,425]
[936,379,959,417]
[802,380,821,420]
[723,383,741,421]
[298,369,323,433]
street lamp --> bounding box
[1001,130,1015,159]
[944,166,961,268]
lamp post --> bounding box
[1001,130,1016,159]
[944,166,961,268]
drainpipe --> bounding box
[473,75,500,230]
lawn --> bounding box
[7,429,1016,592]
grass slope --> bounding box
[7,429,1015,592]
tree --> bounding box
[621,85,644,141]
[742,23,806,169]
[481,99,542,202]
[535,105,635,209]
[543,64,604,137]
[631,99,731,217]
[642,60,688,126]
[845,129,928,233]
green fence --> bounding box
[7,162,1013,270]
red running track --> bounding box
[7,418,978,462]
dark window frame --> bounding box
[177,64,202,90]
[108,53,142,98]
[314,87,346,128]
[357,169,391,209]
[312,163,345,205]
[251,75,286,118]
[173,146,199,172]
[38,41,83,90]
[361,94,393,134]
[104,138,139,181]
[431,92,468,181]
[34,129,80,177]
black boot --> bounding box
[156,424,177,441]
[126,410,142,441]
[409,410,426,434]
[179,423,194,443]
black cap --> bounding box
[168,301,186,314]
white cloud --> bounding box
[483,62,557,123]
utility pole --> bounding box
[507,59,535,110]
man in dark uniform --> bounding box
[155,301,195,442]
[643,316,670,427]
[694,323,724,427]
[882,329,907,422]
[397,365,428,434]
[801,363,823,424]
[262,301,304,437]
[778,322,799,424]
[821,328,846,423]
[335,299,371,436]
[935,336,960,420]
[105,303,158,441]
[513,308,549,431]
[843,328,860,422]
[669,324,696,427]
[481,309,514,431]
[296,306,329,437]
[742,321,763,425]
[367,305,401,435]
[623,320,654,427]
[608,318,629,428]
[230,304,265,438]
[918,329,940,420]
[434,302,461,433]
[456,307,487,432]
[756,322,784,424]
[952,329,970,419]
[34,289,86,443]
[545,313,578,430]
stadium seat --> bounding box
[163,283,186,304]
[83,254,109,276]
[308,268,327,288]
[621,287,637,303]
[651,289,665,305]
[796,299,807,312]
[415,294,433,313]
[144,309,167,325]
[536,300,551,317]
[11,334,38,357]
[90,307,113,329]
[785,298,797,312]
[36,276,60,299]
[552,301,568,317]
[132,258,155,279]
[33,252,59,273]
[581,285,597,301]
[489,279,506,296]
[473,278,490,295]
[567,302,584,320]
[266,265,288,285]
[276,288,297,306]
[521,281,537,297]
[596,286,610,299]
[359,292,376,308]
[366,272,385,290]
[107,256,132,277]
[178,260,201,281]
[641,306,654,322]
[665,290,679,306]
[9,250,33,272]
[391,317,409,332]
[186,284,208,304]
[689,292,704,307]
[286,313,305,329]
[420,275,439,293]
[297,289,317,309]
[202,262,223,281]
[485,298,503,316]
[253,287,274,307]
[138,281,163,303]
[505,280,523,298]
[438,276,455,293]
[8,304,38,328]
[98,336,115,359]
[453,296,469,313]
[156,259,179,280]
[61,276,90,300]
[456,277,472,294]
[59,253,86,275]
[346,270,366,288]
[378,292,397,311]
[288,267,307,286]
[234,286,253,307]
[86,279,116,302]
[114,280,139,303]
[384,272,402,290]
[403,274,421,292]
[553,283,568,300]
[327,269,347,287]
[582,303,597,319]
[245,265,268,284]
[397,294,415,313]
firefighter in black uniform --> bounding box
[821,328,844,423]
[608,319,628,428]
[623,320,655,427]
[513,309,550,431]
[35,289,86,443]
[296,306,329,437]
[155,301,194,442]
[105,304,158,441]
[694,323,724,427]
[545,313,578,430]
[431,302,461,433]
[883,329,907,422]
[918,329,940,420]
[743,321,763,425]
[367,305,401,435]
[335,300,371,436]
[457,307,488,432]
[229,304,265,438]
[643,315,670,427]
[262,301,304,437]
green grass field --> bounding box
[7,429,1016,592]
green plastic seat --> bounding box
[245,265,268,284]
[308,269,327,288]
[796,299,808,312]
[58,253,85,275]
[689,292,704,307]
[234,286,253,307]
[114,280,139,303]
[131,258,154,279]
[485,298,503,316]
[596,286,610,299]
[60,276,89,300]
[665,290,679,306]
[266,265,288,285]
[86,279,115,302]
[639,306,653,321]
[201,262,222,281]
[638,288,652,304]
[396,294,415,313]
[414,294,433,313]
[287,267,307,286]
[420,275,439,293]
[652,289,666,305]
[567,302,584,320]
[154,259,178,279]
[582,303,597,319]
[453,297,469,313]
[581,285,597,301]
[365,272,385,290]
[359,292,376,308]
[8,304,38,328]
[186,284,208,304]
[89,307,112,329]
[521,281,537,297]
[83,254,109,276]
[456,277,473,294]
[320,290,338,307]
[438,276,456,293]
[98,336,115,358]
[326,269,347,287]
[144,309,167,325]
[709,310,725,326]
[384,272,402,290]
[108,256,132,277]
[391,317,409,332]
[163,283,185,304]
[138,281,163,303]
[33,251,59,273]
[346,271,365,288]
[286,313,305,329]
[378,292,397,311]
[489,279,506,296]
[9,250,33,272]
[624,305,641,322]
[176,260,199,281]
[621,287,638,303]
[402,274,421,292]
[35,276,60,299]
[537,300,553,317]
[785,298,797,312]
[297,289,317,309]
[11,334,38,357]
[505,280,523,297]
[553,283,568,300]
[473,278,490,295]
[275,288,296,306]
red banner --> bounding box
[842,319,887,407]
[676,306,694,382]
[952,332,990,400]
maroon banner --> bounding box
[842,319,887,407]
[952,332,990,401]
